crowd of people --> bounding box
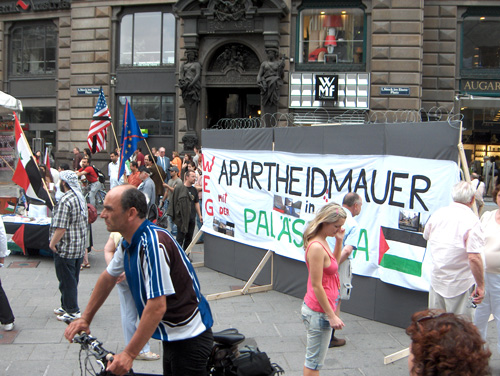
[301,180,497,376]
[2,142,500,375]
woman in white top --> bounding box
[474,184,500,353]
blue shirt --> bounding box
[107,220,213,341]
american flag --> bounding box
[88,87,111,153]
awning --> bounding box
[0,91,23,112]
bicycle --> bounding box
[72,328,284,376]
[81,179,106,212]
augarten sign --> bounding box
[0,0,70,14]
[315,75,338,101]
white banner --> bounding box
[200,149,460,291]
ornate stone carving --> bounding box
[182,132,199,151]
[213,0,248,21]
[209,43,260,73]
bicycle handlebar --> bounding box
[73,332,115,365]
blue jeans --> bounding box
[163,328,213,376]
[301,302,332,370]
[88,181,100,207]
[54,254,83,314]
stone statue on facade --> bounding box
[257,48,286,127]
[179,49,201,133]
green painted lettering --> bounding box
[354,228,369,261]
[244,208,256,233]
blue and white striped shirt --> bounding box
[107,220,213,341]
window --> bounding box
[298,8,365,66]
[118,96,174,136]
[10,23,57,76]
[462,14,500,70]
[120,12,176,67]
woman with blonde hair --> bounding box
[302,202,346,376]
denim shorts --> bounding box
[301,302,332,370]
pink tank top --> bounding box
[303,241,340,313]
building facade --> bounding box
[0,0,499,172]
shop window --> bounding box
[462,15,500,70]
[298,8,365,66]
[118,95,174,136]
[10,23,57,76]
[120,12,175,67]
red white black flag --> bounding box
[12,113,53,210]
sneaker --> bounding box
[136,351,160,361]
[4,322,14,331]
[328,336,346,348]
[56,311,81,322]
[53,307,66,315]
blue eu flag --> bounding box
[118,100,144,179]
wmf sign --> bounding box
[315,75,338,101]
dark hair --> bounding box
[343,192,361,207]
[189,160,196,168]
[120,187,147,219]
[492,184,500,200]
[59,163,70,171]
[131,161,138,168]
[406,309,491,376]
[110,151,118,157]
[84,148,92,157]
[146,154,157,163]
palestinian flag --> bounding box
[12,113,53,210]
[378,226,427,277]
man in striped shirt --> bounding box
[65,185,213,375]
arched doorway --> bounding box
[204,43,261,128]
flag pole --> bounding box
[144,140,164,180]
[16,115,55,208]
[0,155,15,173]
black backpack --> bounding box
[92,165,106,184]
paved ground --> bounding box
[0,183,499,376]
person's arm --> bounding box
[468,252,485,304]
[103,236,117,265]
[64,270,118,340]
[195,202,203,223]
[76,168,88,177]
[49,228,66,252]
[308,243,344,330]
[339,245,354,265]
[332,227,345,265]
[107,296,166,375]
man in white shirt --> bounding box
[108,151,123,189]
[326,192,362,347]
[423,181,485,319]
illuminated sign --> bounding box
[315,75,338,101]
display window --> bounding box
[462,14,500,70]
[298,8,365,66]
[117,95,174,136]
[10,22,57,76]
[119,11,175,67]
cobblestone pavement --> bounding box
[0,183,499,375]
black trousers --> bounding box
[163,328,213,376]
[176,218,196,250]
[0,278,14,325]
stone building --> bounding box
[0,0,498,174]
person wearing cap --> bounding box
[138,166,156,211]
[49,170,89,322]
[163,166,182,236]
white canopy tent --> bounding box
[0,91,23,113]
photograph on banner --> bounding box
[200,149,460,291]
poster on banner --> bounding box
[199,149,460,291]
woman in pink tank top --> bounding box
[301,202,347,375]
